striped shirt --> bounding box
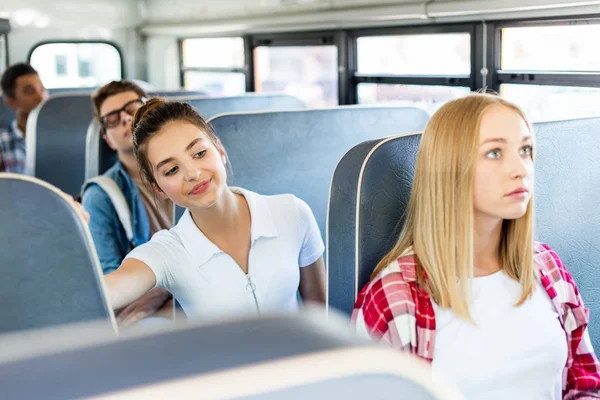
[353,242,600,399]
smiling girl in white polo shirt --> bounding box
[104,98,326,324]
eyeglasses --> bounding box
[100,97,146,129]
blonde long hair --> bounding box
[371,93,536,320]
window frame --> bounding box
[249,30,344,106]
[347,23,478,105]
[27,40,125,83]
[1,18,10,71]
[178,36,250,92]
[177,15,600,107]
[491,16,600,91]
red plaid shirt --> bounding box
[353,242,600,399]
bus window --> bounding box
[354,32,472,110]
[357,33,471,76]
[181,37,246,96]
[183,71,246,97]
[502,25,600,72]
[500,24,600,121]
[254,45,338,108]
[501,84,600,122]
[29,42,122,89]
[0,34,7,75]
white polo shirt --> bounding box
[125,187,324,322]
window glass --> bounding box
[184,71,246,96]
[501,25,600,72]
[357,33,471,76]
[254,45,338,108]
[55,55,67,76]
[30,42,121,88]
[182,38,245,69]
[501,84,600,122]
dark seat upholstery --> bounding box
[25,93,95,196]
[0,97,14,131]
[327,133,422,315]
[0,173,115,335]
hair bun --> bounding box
[131,97,165,133]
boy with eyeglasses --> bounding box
[0,63,49,173]
[82,81,173,326]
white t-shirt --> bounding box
[432,270,568,400]
[125,187,324,321]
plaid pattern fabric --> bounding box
[353,242,600,399]
[0,123,26,173]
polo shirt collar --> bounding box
[176,187,279,267]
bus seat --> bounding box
[205,106,429,246]
[84,120,115,182]
[534,117,600,351]
[327,133,421,315]
[0,173,116,335]
[0,310,462,400]
[179,93,306,120]
[85,93,307,180]
[25,93,95,196]
[0,96,15,130]
[327,117,600,352]
[150,90,207,97]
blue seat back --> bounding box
[0,311,462,400]
[0,97,14,130]
[207,106,429,246]
[534,118,600,350]
[0,174,115,335]
[180,93,306,120]
[0,312,363,399]
[26,93,94,196]
[150,90,206,97]
[327,133,421,314]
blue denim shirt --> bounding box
[82,161,151,274]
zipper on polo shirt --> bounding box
[245,274,260,315]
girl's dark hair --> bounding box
[131,97,229,190]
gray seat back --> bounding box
[0,311,463,400]
[327,117,600,352]
[85,93,307,180]
[150,90,207,97]
[534,118,600,350]
[0,173,115,334]
[327,133,421,314]
[177,93,306,120]
[26,93,95,196]
[0,96,14,130]
[207,106,429,245]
